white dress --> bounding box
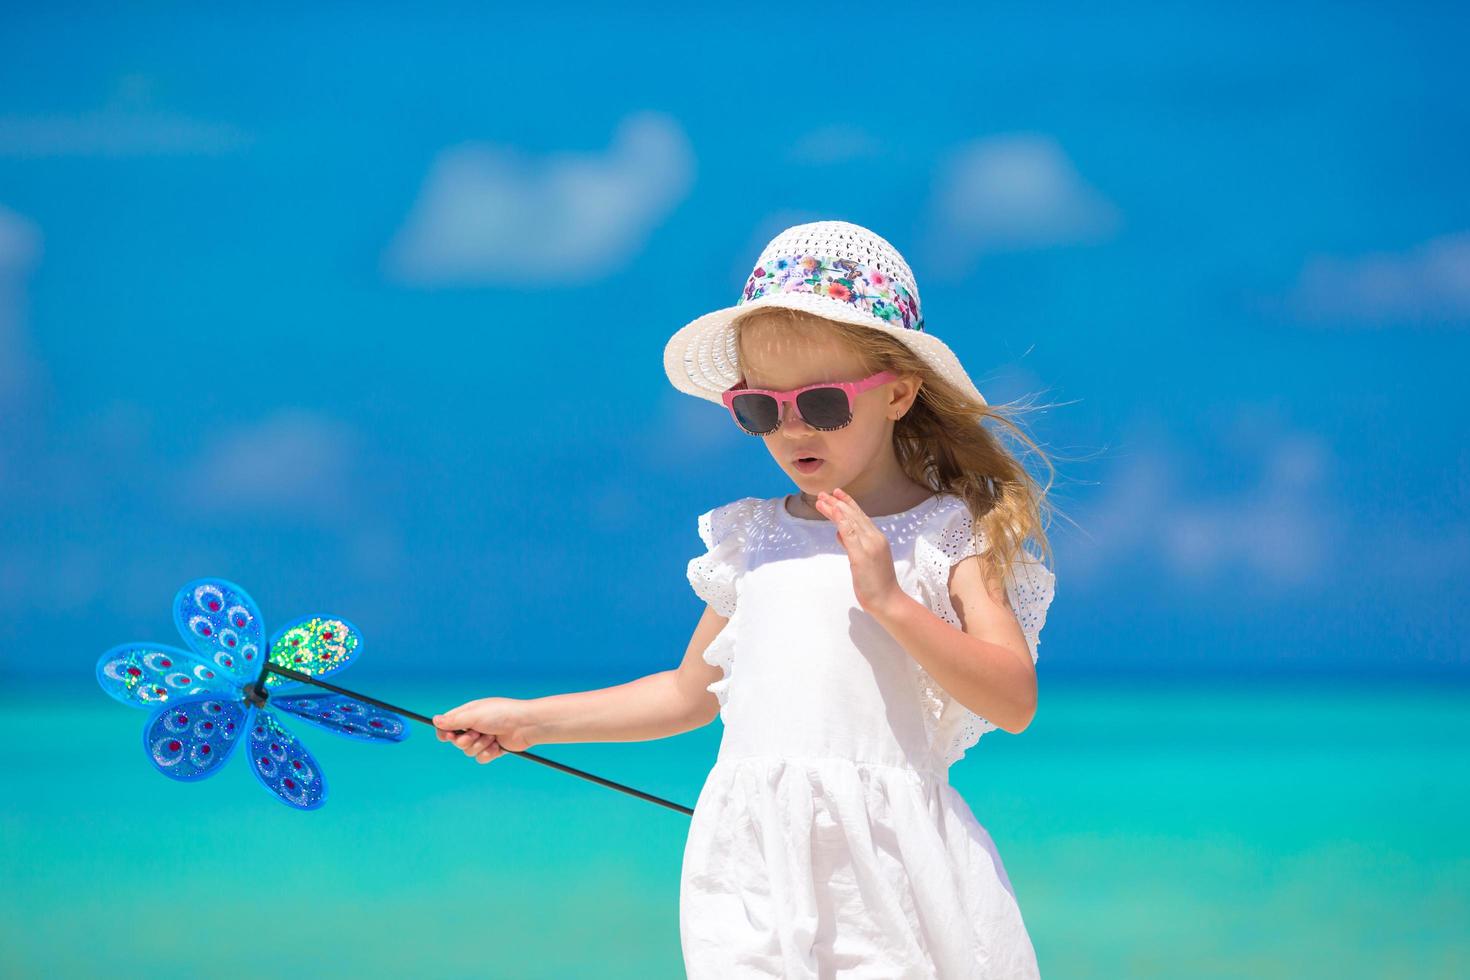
[679,491,1057,979]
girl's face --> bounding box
[737,320,920,497]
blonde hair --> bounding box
[735,307,1068,592]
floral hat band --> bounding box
[663,219,988,407]
[740,254,925,333]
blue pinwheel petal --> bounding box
[270,691,410,743]
[171,578,267,688]
[247,709,328,810]
[142,694,252,781]
[98,642,241,709]
[263,614,363,688]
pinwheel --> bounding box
[97,577,694,815]
[96,577,408,810]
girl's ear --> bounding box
[890,373,922,419]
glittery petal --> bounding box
[263,614,362,688]
[270,691,410,743]
[247,709,328,810]
[141,694,252,782]
[170,578,267,687]
[98,641,240,709]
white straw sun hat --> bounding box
[663,219,987,406]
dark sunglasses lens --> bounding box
[731,393,780,433]
[795,387,851,429]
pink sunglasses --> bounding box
[722,370,899,435]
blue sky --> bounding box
[1,3,1466,686]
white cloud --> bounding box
[922,132,1119,278]
[0,74,250,157]
[1286,230,1470,324]
[177,410,360,518]
[1066,414,1336,590]
[0,403,398,619]
[0,200,396,622]
[383,110,695,286]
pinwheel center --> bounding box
[244,682,270,708]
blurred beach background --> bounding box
[1,4,1466,978]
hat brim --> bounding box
[663,291,987,406]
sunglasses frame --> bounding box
[721,369,901,435]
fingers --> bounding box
[435,722,472,741]
[828,488,869,524]
[434,705,483,743]
[441,727,505,764]
[815,488,871,539]
[454,731,482,754]
[433,701,508,763]
[460,731,500,763]
[815,494,846,540]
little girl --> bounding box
[434,220,1057,979]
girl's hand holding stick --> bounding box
[434,697,538,763]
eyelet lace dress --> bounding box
[679,492,1056,979]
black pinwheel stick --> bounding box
[254,663,694,816]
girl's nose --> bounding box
[779,399,813,433]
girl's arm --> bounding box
[871,556,1036,734]
[528,604,727,745]
[815,487,1037,734]
[435,604,729,762]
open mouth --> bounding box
[794,457,824,474]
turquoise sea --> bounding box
[2,678,1465,979]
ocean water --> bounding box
[2,678,1465,979]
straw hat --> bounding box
[663,219,987,406]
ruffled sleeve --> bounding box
[911,497,1057,767]
[686,497,760,618]
[687,497,762,709]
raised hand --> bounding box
[813,487,907,619]
[433,696,537,764]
